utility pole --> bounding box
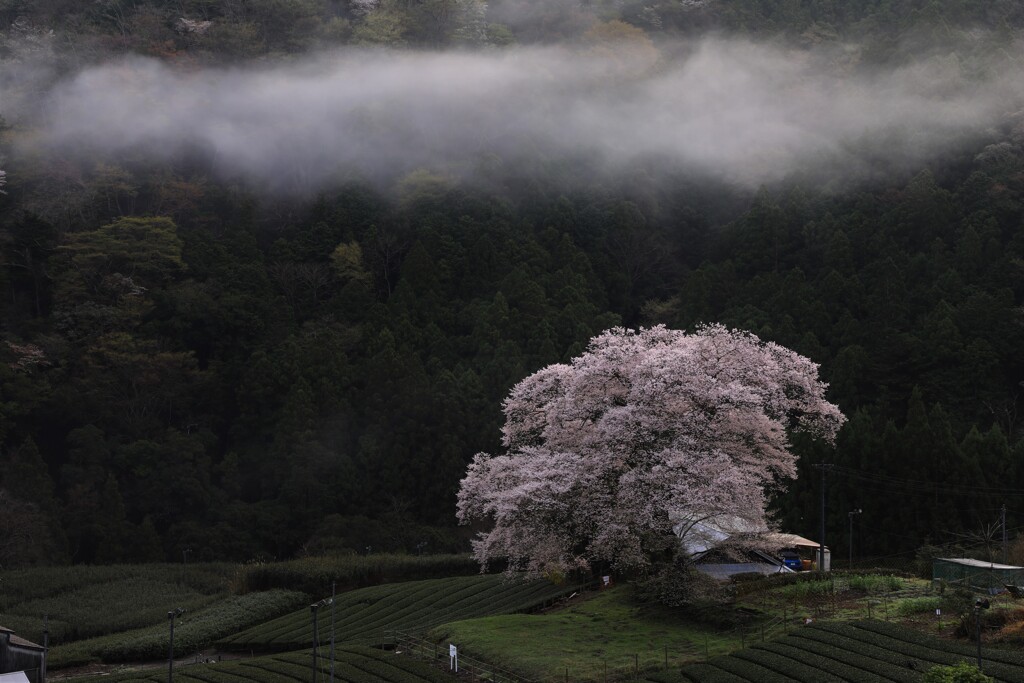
[42,614,48,683]
[1002,504,1008,565]
[310,603,319,683]
[812,464,833,571]
[330,583,336,683]
[168,608,184,683]
[848,509,862,569]
[310,597,332,683]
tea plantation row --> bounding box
[217,574,579,651]
[646,619,1024,683]
[75,646,452,682]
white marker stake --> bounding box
[450,644,458,672]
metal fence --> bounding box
[392,630,537,683]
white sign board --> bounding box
[449,643,458,672]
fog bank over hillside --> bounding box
[24,38,1024,192]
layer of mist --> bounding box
[14,38,1024,193]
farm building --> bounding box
[933,558,1024,593]
[0,627,44,683]
[692,547,793,579]
[678,516,829,579]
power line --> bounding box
[826,464,1024,498]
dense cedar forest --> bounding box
[2,0,1024,568]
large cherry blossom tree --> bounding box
[456,324,845,575]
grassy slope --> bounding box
[426,575,988,682]
[429,586,750,681]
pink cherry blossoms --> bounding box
[456,324,845,575]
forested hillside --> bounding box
[2,0,1024,566]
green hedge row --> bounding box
[758,638,913,683]
[705,654,794,683]
[733,646,846,683]
[667,663,747,682]
[0,563,232,605]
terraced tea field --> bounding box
[72,646,453,682]
[217,574,577,652]
[648,619,1024,683]
[0,563,233,646]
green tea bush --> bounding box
[734,647,845,683]
[707,654,793,682]
[922,662,995,683]
[893,595,942,616]
[848,574,903,592]
[673,663,746,682]
[643,670,693,683]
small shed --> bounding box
[678,517,830,579]
[933,558,1024,593]
[766,533,830,572]
[0,627,44,683]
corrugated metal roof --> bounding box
[0,672,31,683]
[696,562,791,580]
[0,627,43,650]
[7,634,43,650]
[766,533,824,549]
[936,558,1024,570]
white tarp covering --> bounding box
[0,672,31,683]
